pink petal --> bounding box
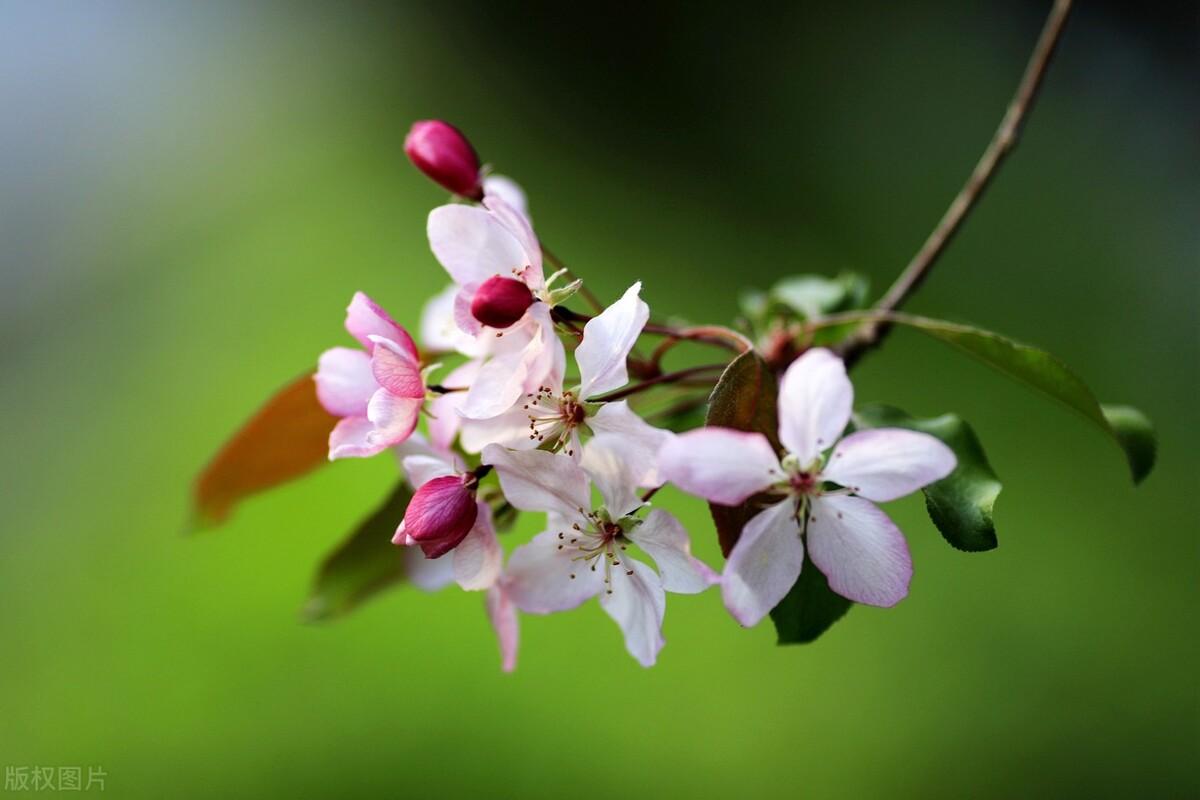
[345,292,417,358]
[481,445,590,518]
[427,203,531,287]
[576,282,649,399]
[486,582,519,673]
[822,428,957,502]
[369,337,425,399]
[658,428,781,506]
[404,546,456,591]
[328,416,389,460]
[420,284,484,356]
[315,347,377,417]
[453,283,484,336]
[721,499,805,627]
[777,348,853,464]
[806,494,912,608]
[481,175,528,219]
[365,391,421,448]
[453,502,502,591]
[627,509,716,595]
[599,558,666,667]
[426,360,481,452]
[506,529,605,613]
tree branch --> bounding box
[839,0,1074,365]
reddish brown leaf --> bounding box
[193,373,334,528]
[704,350,780,556]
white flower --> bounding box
[460,282,670,488]
[482,441,715,667]
[659,348,956,627]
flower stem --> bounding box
[541,244,605,313]
[592,363,728,403]
[838,0,1074,365]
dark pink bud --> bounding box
[404,120,482,199]
[401,475,478,558]
[471,275,535,329]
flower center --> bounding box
[790,471,818,495]
[555,510,632,595]
[523,387,587,456]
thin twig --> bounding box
[591,363,728,403]
[839,0,1074,364]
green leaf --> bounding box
[853,404,1001,552]
[770,553,853,645]
[771,272,870,320]
[887,314,1156,484]
[705,350,780,556]
[302,482,412,622]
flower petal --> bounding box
[580,438,641,519]
[483,193,541,284]
[457,403,535,454]
[486,582,519,672]
[806,494,912,607]
[421,284,484,356]
[365,391,421,448]
[721,499,804,627]
[506,528,605,613]
[328,416,388,460]
[345,292,417,357]
[427,203,530,287]
[588,401,672,487]
[628,509,716,595]
[315,347,376,417]
[454,502,501,591]
[599,558,666,667]
[426,360,481,452]
[404,547,456,591]
[461,309,564,420]
[400,454,456,489]
[369,336,425,399]
[576,282,650,399]
[777,348,853,464]
[481,445,591,518]
[822,428,957,502]
[482,175,529,220]
[659,428,781,506]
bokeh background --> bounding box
[1,1,1196,797]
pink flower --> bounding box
[482,441,715,667]
[458,282,670,489]
[314,293,426,460]
[394,452,501,590]
[659,348,956,626]
[404,120,483,199]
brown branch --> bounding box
[541,244,605,313]
[591,363,728,403]
[839,0,1074,364]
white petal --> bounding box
[404,546,456,591]
[588,401,672,487]
[777,348,853,464]
[505,528,605,613]
[481,445,591,518]
[401,454,456,489]
[628,509,716,595]
[426,360,481,452]
[580,438,641,519]
[427,203,530,287]
[461,310,563,420]
[315,347,377,417]
[576,282,649,399]
[482,193,541,284]
[457,403,535,453]
[721,499,805,627]
[658,428,781,506]
[420,284,484,356]
[599,558,666,667]
[482,175,529,220]
[806,495,912,608]
[486,582,519,672]
[453,502,501,590]
[822,428,957,502]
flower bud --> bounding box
[398,474,478,558]
[470,275,535,329]
[404,120,482,199]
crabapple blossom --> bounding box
[482,442,715,667]
[392,451,501,590]
[314,292,427,460]
[404,120,483,199]
[660,348,956,627]
[459,281,671,488]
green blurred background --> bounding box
[1,2,1196,797]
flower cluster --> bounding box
[311,121,957,670]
